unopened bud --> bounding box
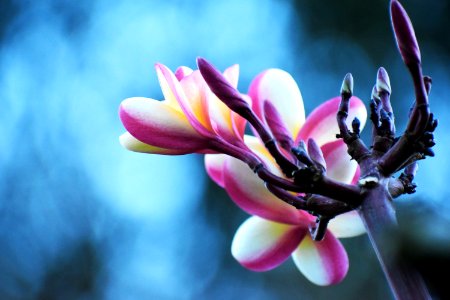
[376,67,391,94]
[263,101,293,148]
[390,0,421,65]
[197,57,249,112]
[307,139,326,169]
[371,85,381,101]
[340,73,354,96]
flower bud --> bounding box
[390,0,421,65]
[376,67,391,95]
[197,57,250,112]
[263,101,293,148]
[340,73,354,96]
[371,85,381,102]
[307,139,326,169]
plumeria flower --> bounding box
[119,61,368,286]
[204,68,368,285]
[119,63,249,156]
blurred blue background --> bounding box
[0,0,449,299]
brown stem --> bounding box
[359,181,431,300]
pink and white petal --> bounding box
[223,155,306,225]
[292,232,349,286]
[154,64,182,109]
[179,70,213,131]
[321,140,357,184]
[156,64,213,137]
[119,132,188,155]
[175,66,193,81]
[249,69,305,139]
[207,92,237,142]
[204,153,228,188]
[328,211,366,238]
[296,96,367,146]
[243,135,278,174]
[231,216,308,272]
[223,64,239,88]
[119,97,207,152]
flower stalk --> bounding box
[359,182,431,300]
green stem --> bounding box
[358,181,431,300]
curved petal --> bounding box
[249,69,305,139]
[179,70,213,131]
[119,97,207,152]
[328,211,366,238]
[204,153,227,188]
[296,96,367,146]
[321,140,358,184]
[292,232,349,286]
[207,92,237,142]
[156,64,213,137]
[119,132,188,155]
[243,135,277,170]
[231,216,308,272]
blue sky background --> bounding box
[0,0,449,299]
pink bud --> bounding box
[197,57,250,112]
[390,0,421,65]
[263,101,293,148]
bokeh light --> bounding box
[0,0,449,299]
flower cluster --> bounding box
[119,60,368,285]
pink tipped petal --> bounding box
[223,156,307,225]
[231,216,308,272]
[119,132,188,155]
[328,211,366,238]
[249,69,305,138]
[204,153,227,188]
[175,66,193,81]
[292,232,349,286]
[223,64,240,89]
[321,140,357,184]
[156,64,213,137]
[119,97,207,152]
[297,96,367,146]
